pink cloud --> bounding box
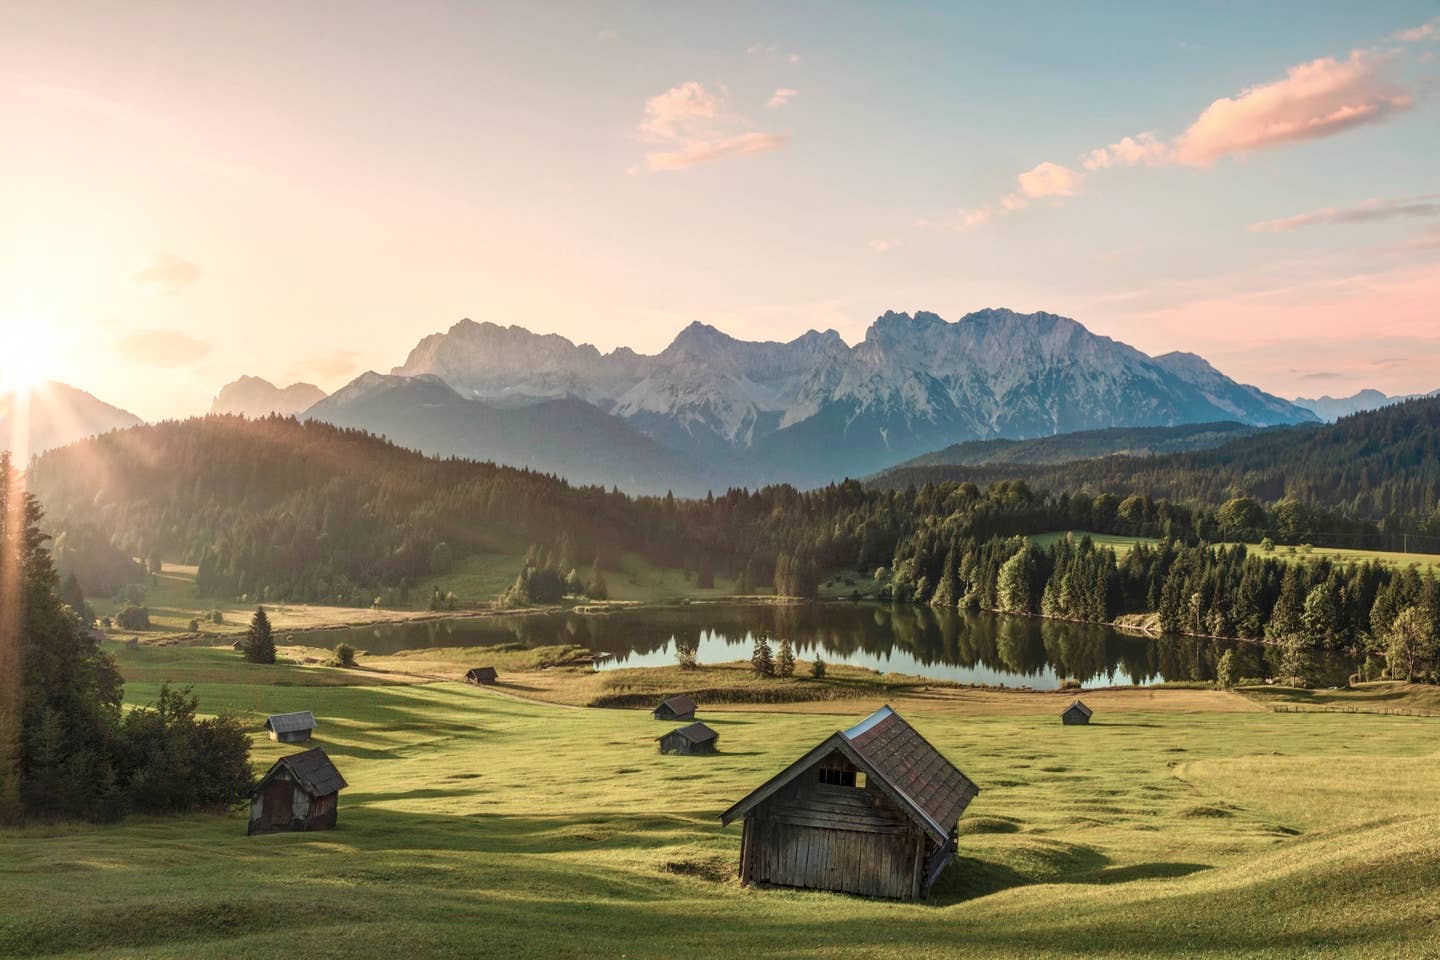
[1081,132,1172,170]
[1172,50,1413,166]
[637,82,788,173]
[1250,195,1440,232]
[1015,161,1081,198]
[646,132,789,172]
[1396,18,1438,42]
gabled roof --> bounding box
[659,721,717,744]
[466,666,498,679]
[719,705,979,843]
[1062,699,1093,718]
[655,694,697,715]
[265,711,318,734]
[261,748,348,796]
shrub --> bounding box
[114,605,150,630]
[1058,678,1081,690]
[809,656,827,679]
[332,642,356,667]
[1260,538,1275,553]
[209,609,225,624]
[674,643,698,670]
[188,618,199,632]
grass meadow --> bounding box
[3,644,1439,959]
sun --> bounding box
[0,318,61,394]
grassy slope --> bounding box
[3,650,1439,958]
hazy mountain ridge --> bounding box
[0,381,143,458]
[1293,387,1439,422]
[303,371,709,495]
[211,375,327,418]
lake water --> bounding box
[296,602,1352,689]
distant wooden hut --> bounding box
[465,666,499,686]
[264,711,318,743]
[720,705,979,900]
[652,694,697,721]
[1061,699,1093,725]
[247,748,348,836]
[658,722,718,755]
[231,639,245,651]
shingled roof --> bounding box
[655,694,697,715]
[265,711,318,735]
[719,705,979,842]
[659,721,718,744]
[1062,699,1093,718]
[266,748,348,797]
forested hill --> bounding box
[872,397,1440,534]
[883,421,1263,470]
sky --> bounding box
[2,0,1438,420]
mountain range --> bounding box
[211,375,327,418]
[0,381,142,459]
[368,308,1316,490]
[1293,388,1439,422]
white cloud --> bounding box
[1015,161,1082,198]
[766,88,798,109]
[132,253,202,292]
[1396,18,1438,42]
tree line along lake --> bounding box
[295,602,1358,689]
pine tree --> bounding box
[751,635,774,677]
[585,558,608,601]
[776,638,795,678]
[244,606,276,664]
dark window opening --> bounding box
[818,767,858,787]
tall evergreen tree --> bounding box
[244,606,276,664]
[776,638,795,678]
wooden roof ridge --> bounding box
[657,693,697,713]
[719,705,978,843]
[264,747,348,796]
[265,710,318,734]
[660,721,718,743]
[1064,698,1093,717]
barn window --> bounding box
[818,767,866,788]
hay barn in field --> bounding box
[265,710,318,743]
[658,721,718,755]
[1061,699,1093,725]
[720,705,979,900]
[465,666,498,685]
[652,694,697,721]
[247,748,348,836]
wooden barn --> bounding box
[652,694,697,721]
[465,666,499,686]
[658,721,718,755]
[247,748,348,836]
[264,710,318,743]
[720,705,979,900]
[1061,699,1093,725]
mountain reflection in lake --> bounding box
[303,603,1352,689]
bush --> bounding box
[1058,678,1081,690]
[332,642,356,667]
[188,618,200,632]
[1260,538,1275,552]
[209,609,225,624]
[120,684,252,814]
[114,605,151,630]
[674,643,698,670]
[809,656,827,679]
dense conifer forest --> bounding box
[23,400,1440,681]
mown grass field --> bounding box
[3,646,1439,959]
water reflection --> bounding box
[299,603,1354,690]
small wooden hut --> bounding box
[247,748,348,835]
[264,710,318,743]
[465,666,499,686]
[1060,699,1093,725]
[652,694,697,721]
[658,722,718,755]
[720,705,979,900]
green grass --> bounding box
[1227,542,1440,572]
[1027,531,1154,557]
[3,648,1440,958]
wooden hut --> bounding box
[465,666,499,686]
[1060,699,1093,725]
[247,748,348,835]
[264,710,318,743]
[720,705,979,900]
[652,694,697,721]
[658,722,719,755]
